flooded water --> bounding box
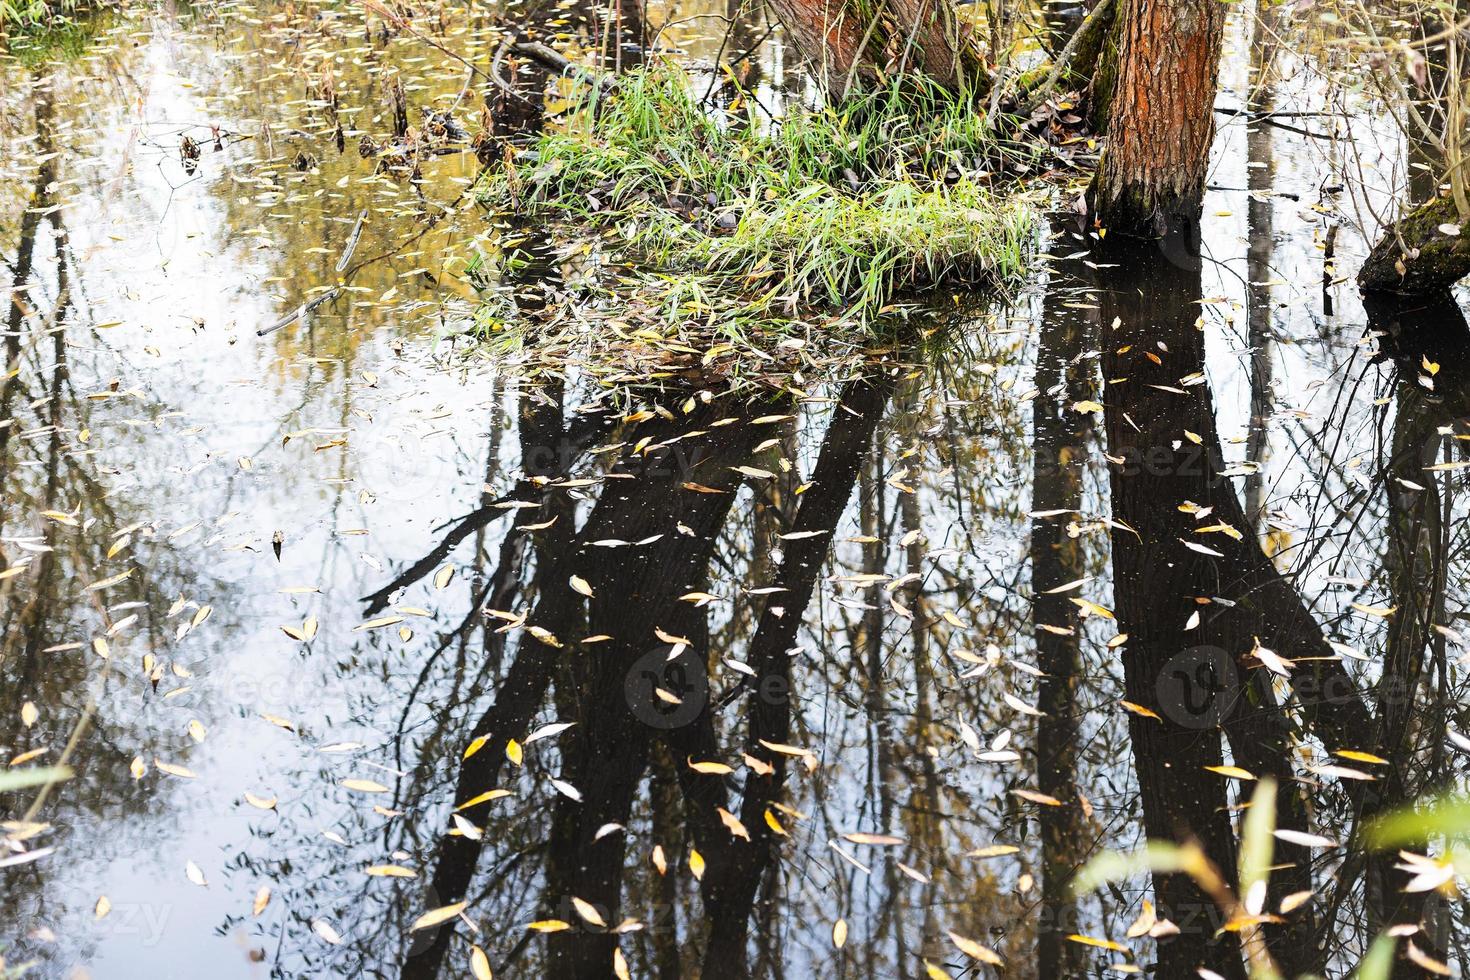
[3,2,1469,978]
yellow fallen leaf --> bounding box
[949,931,1004,965]
[1120,700,1162,721]
[1205,765,1256,780]
[688,759,733,775]
[456,789,514,811]
[365,865,417,877]
[572,897,606,927]
[341,778,389,793]
[1068,934,1127,952]
[410,902,467,931]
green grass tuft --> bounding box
[478,65,1038,329]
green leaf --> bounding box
[1352,933,1398,980]
[1365,793,1470,849]
[1071,841,1187,896]
[1238,777,1277,904]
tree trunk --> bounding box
[1357,196,1470,294]
[1096,234,1377,977]
[1089,0,1225,235]
[1031,232,1096,977]
[764,0,967,91]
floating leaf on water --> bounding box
[843,832,904,846]
[341,778,390,793]
[524,722,574,744]
[948,931,1003,964]
[354,616,405,631]
[410,902,468,931]
[688,759,733,775]
[572,897,606,927]
[253,886,271,917]
[1011,789,1063,806]
[1204,765,1256,781]
[1067,934,1127,952]
[1120,700,1162,721]
[365,864,417,878]
[718,808,750,841]
[456,789,513,811]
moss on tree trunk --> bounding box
[1359,195,1470,295]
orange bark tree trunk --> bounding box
[1089,0,1225,235]
[763,0,966,91]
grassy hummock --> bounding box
[477,66,1038,330]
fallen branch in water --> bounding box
[258,286,342,337]
[335,209,367,272]
[355,0,613,94]
[509,40,615,92]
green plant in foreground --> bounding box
[1074,786,1470,978]
[477,65,1038,332]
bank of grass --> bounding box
[1,0,72,31]
[477,66,1038,330]
[2,0,97,65]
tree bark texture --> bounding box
[765,0,966,90]
[1090,0,1225,234]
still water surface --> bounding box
[2,2,1466,978]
